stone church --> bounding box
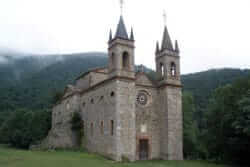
[42,15,183,161]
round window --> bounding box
[136,91,148,106]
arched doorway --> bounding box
[139,139,149,160]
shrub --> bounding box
[0,109,51,149]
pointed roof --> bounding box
[130,28,134,41]
[161,26,173,51]
[115,16,129,40]
[156,41,160,53]
[175,40,179,53]
[109,29,113,42]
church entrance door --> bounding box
[139,139,149,160]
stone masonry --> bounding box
[41,15,183,161]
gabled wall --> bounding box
[80,80,118,160]
[80,78,136,161]
[135,85,160,160]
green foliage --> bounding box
[1,54,250,162]
[0,109,51,149]
[51,90,64,104]
[182,69,250,130]
[204,77,250,165]
[0,146,230,167]
[182,92,199,158]
[234,90,250,136]
[0,54,108,111]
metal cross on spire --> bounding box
[163,10,167,26]
[120,0,124,15]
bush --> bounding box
[204,78,250,165]
[182,92,203,159]
[0,109,51,149]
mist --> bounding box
[0,0,250,74]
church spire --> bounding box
[109,29,113,42]
[161,26,173,51]
[114,16,129,40]
[175,40,179,53]
[155,41,160,53]
[130,28,134,41]
[161,11,173,51]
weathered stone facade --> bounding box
[42,15,183,161]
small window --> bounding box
[100,121,104,135]
[110,120,114,136]
[82,102,86,107]
[160,62,164,77]
[91,99,94,104]
[90,122,94,136]
[110,92,115,97]
[100,96,104,101]
[111,53,115,69]
[122,52,129,69]
[170,62,177,76]
[66,103,70,110]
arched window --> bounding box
[111,53,115,69]
[66,102,70,110]
[100,121,104,135]
[122,52,129,69]
[160,62,165,77]
[90,122,94,136]
[170,62,177,76]
[110,120,114,136]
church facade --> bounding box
[42,15,183,161]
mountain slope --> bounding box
[1,52,250,115]
[0,52,108,110]
[182,68,250,128]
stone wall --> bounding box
[80,79,118,160]
[89,72,108,87]
[41,70,183,161]
[116,80,136,161]
[76,75,90,90]
[135,85,160,160]
[80,78,137,161]
[158,86,183,160]
[41,94,80,149]
[75,71,108,91]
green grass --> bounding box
[0,146,229,167]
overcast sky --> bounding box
[0,0,250,74]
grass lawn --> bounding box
[0,146,229,167]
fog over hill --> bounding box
[0,49,107,64]
[1,49,250,133]
[0,51,108,82]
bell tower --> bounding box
[106,2,137,160]
[108,16,135,79]
[155,25,181,86]
[156,20,183,160]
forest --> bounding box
[0,53,249,166]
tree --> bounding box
[204,77,250,165]
[182,92,201,158]
[51,90,63,104]
[0,109,51,149]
